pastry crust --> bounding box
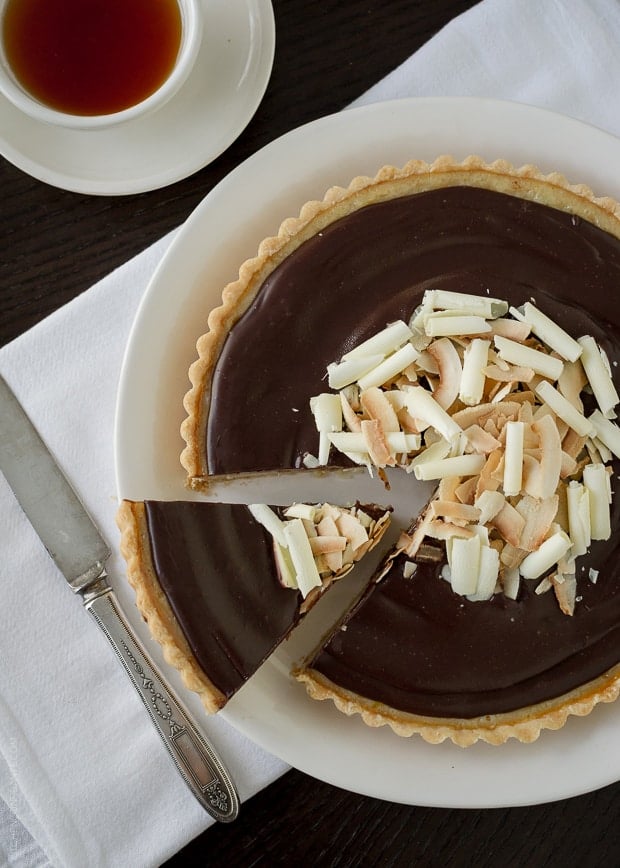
[294,663,620,747]
[116,500,227,713]
[180,154,620,487]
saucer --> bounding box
[0,0,275,195]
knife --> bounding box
[0,374,239,823]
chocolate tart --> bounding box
[124,156,620,745]
[116,499,390,712]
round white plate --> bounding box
[115,97,620,807]
[0,0,275,195]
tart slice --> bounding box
[117,499,390,711]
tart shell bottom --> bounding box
[293,665,620,747]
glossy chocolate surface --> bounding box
[144,501,301,699]
[207,186,620,474]
[192,186,620,716]
[311,546,620,718]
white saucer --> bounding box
[0,0,275,195]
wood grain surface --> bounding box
[2,2,619,865]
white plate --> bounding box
[115,97,620,807]
[0,0,275,195]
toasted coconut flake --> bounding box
[518,401,534,424]
[464,424,501,454]
[416,350,440,375]
[535,577,553,594]
[475,489,506,524]
[360,387,400,432]
[500,542,528,569]
[531,413,563,499]
[561,427,587,460]
[403,561,417,579]
[490,318,531,341]
[438,474,461,502]
[309,535,347,555]
[516,494,559,552]
[490,501,526,548]
[557,360,587,412]
[323,550,344,575]
[426,338,463,410]
[454,476,478,505]
[398,509,435,558]
[335,510,369,552]
[430,500,481,522]
[475,449,503,499]
[426,519,476,541]
[284,503,318,521]
[560,451,578,478]
[453,400,520,430]
[317,514,339,537]
[551,573,577,616]
[340,391,362,432]
[484,364,535,383]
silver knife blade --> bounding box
[0,374,109,591]
[0,372,239,821]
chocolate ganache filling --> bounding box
[175,185,620,719]
[144,501,303,700]
[207,186,620,475]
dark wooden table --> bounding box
[2,2,620,865]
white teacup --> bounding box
[0,0,202,130]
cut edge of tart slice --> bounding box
[180,154,620,490]
[116,499,391,713]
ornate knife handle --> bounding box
[84,579,239,822]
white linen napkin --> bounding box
[2,0,620,864]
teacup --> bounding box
[0,0,202,130]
